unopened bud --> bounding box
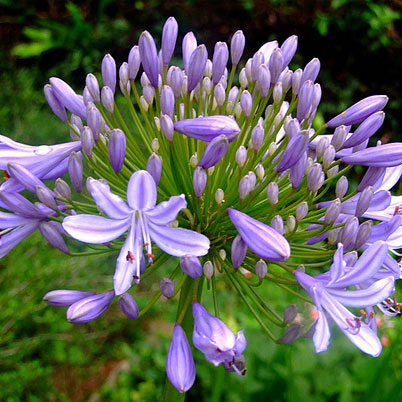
[160,278,175,298]
[277,324,304,344]
[283,304,298,325]
[215,188,224,204]
[296,202,308,221]
[255,259,268,278]
[203,261,214,279]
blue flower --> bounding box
[63,170,210,295]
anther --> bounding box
[126,251,135,262]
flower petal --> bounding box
[328,243,345,285]
[328,276,395,307]
[127,170,156,211]
[114,215,138,295]
[63,215,130,244]
[146,195,186,224]
[87,178,130,219]
[320,290,382,356]
[149,223,210,257]
[0,222,38,258]
[328,241,388,288]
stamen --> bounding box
[393,205,401,216]
[126,251,135,262]
[3,170,10,181]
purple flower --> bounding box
[139,31,159,88]
[228,208,290,262]
[326,95,388,128]
[0,192,66,257]
[192,302,246,374]
[174,115,240,142]
[43,290,96,307]
[166,324,196,393]
[62,171,210,295]
[66,291,115,324]
[295,242,394,356]
[341,143,402,168]
[0,135,81,192]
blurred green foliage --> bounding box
[0,0,402,400]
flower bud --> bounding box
[256,259,268,278]
[118,293,139,319]
[81,126,95,157]
[335,176,348,199]
[160,278,175,298]
[283,304,298,325]
[102,54,116,93]
[270,215,284,234]
[151,138,160,152]
[276,131,309,172]
[307,163,324,192]
[277,323,304,344]
[167,66,184,98]
[292,68,302,95]
[68,152,83,192]
[256,164,265,180]
[239,68,248,88]
[193,167,207,197]
[325,198,341,224]
[180,255,202,278]
[236,146,247,168]
[289,151,307,189]
[267,182,279,205]
[269,48,283,83]
[251,51,265,82]
[240,90,252,117]
[143,85,155,105]
[273,82,283,104]
[239,174,251,200]
[66,291,114,324]
[286,215,296,232]
[215,188,224,204]
[296,202,308,221]
[281,35,298,67]
[44,84,68,121]
[43,290,96,307]
[355,220,373,249]
[166,324,196,393]
[251,123,264,151]
[214,83,226,107]
[203,260,214,279]
[231,234,247,269]
[323,145,336,170]
[219,249,226,260]
[187,45,208,92]
[301,58,320,87]
[139,31,159,88]
[101,86,114,113]
[36,185,57,210]
[160,85,175,117]
[128,45,140,80]
[231,30,245,65]
[297,80,314,122]
[331,125,348,150]
[327,95,388,127]
[39,221,69,253]
[340,217,359,249]
[162,17,178,65]
[55,178,71,200]
[257,64,271,98]
[146,153,162,185]
[182,32,197,71]
[108,129,126,173]
[212,41,229,84]
[355,186,374,217]
[160,114,174,141]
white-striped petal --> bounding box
[63,214,130,244]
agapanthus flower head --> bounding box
[2,15,402,397]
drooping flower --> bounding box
[192,302,246,375]
[63,171,210,295]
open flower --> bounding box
[63,170,210,295]
[295,242,395,356]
